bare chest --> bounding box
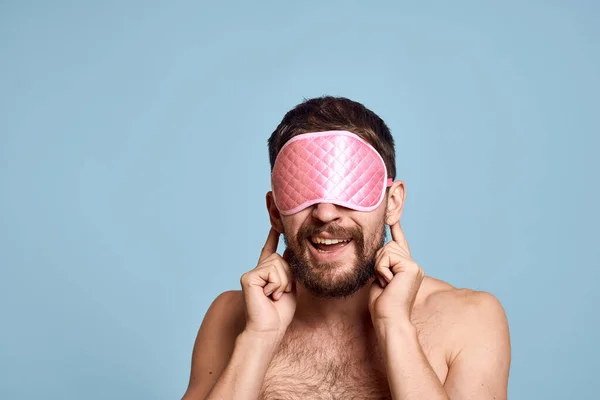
[259,324,448,400]
[259,333,389,400]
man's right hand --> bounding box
[240,228,297,337]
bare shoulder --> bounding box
[418,277,508,327]
[415,277,510,360]
[416,279,511,397]
[208,289,246,326]
[420,276,506,312]
[197,289,247,337]
[181,290,246,399]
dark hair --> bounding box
[268,96,396,179]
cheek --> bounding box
[358,213,387,246]
[280,213,307,237]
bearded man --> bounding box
[182,96,511,400]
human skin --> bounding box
[181,181,511,399]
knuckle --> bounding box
[258,263,273,272]
[262,253,276,263]
[269,268,281,281]
[273,258,289,272]
[270,257,282,266]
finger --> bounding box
[256,255,294,300]
[390,222,411,257]
[261,259,291,300]
[260,265,282,296]
[376,250,403,282]
[390,258,422,276]
[272,261,290,299]
[259,228,280,263]
[288,280,297,293]
[374,246,403,270]
[240,263,280,291]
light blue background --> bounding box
[1,1,598,399]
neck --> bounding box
[292,278,375,331]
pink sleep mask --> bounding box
[271,130,394,216]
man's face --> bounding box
[281,201,388,298]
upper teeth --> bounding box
[312,237,351,245]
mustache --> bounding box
[296,222,363,242]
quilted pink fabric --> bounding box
[271,131,393,215]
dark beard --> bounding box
[283,219,387,299]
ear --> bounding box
[266,191,284,234]
[385,181,406,226]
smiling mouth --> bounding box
[309,237,353,252]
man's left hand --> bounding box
[368,222,425,326]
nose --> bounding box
[311,202,342,224]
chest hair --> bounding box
[259,327,391,400]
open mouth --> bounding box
[308,236,353,253]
